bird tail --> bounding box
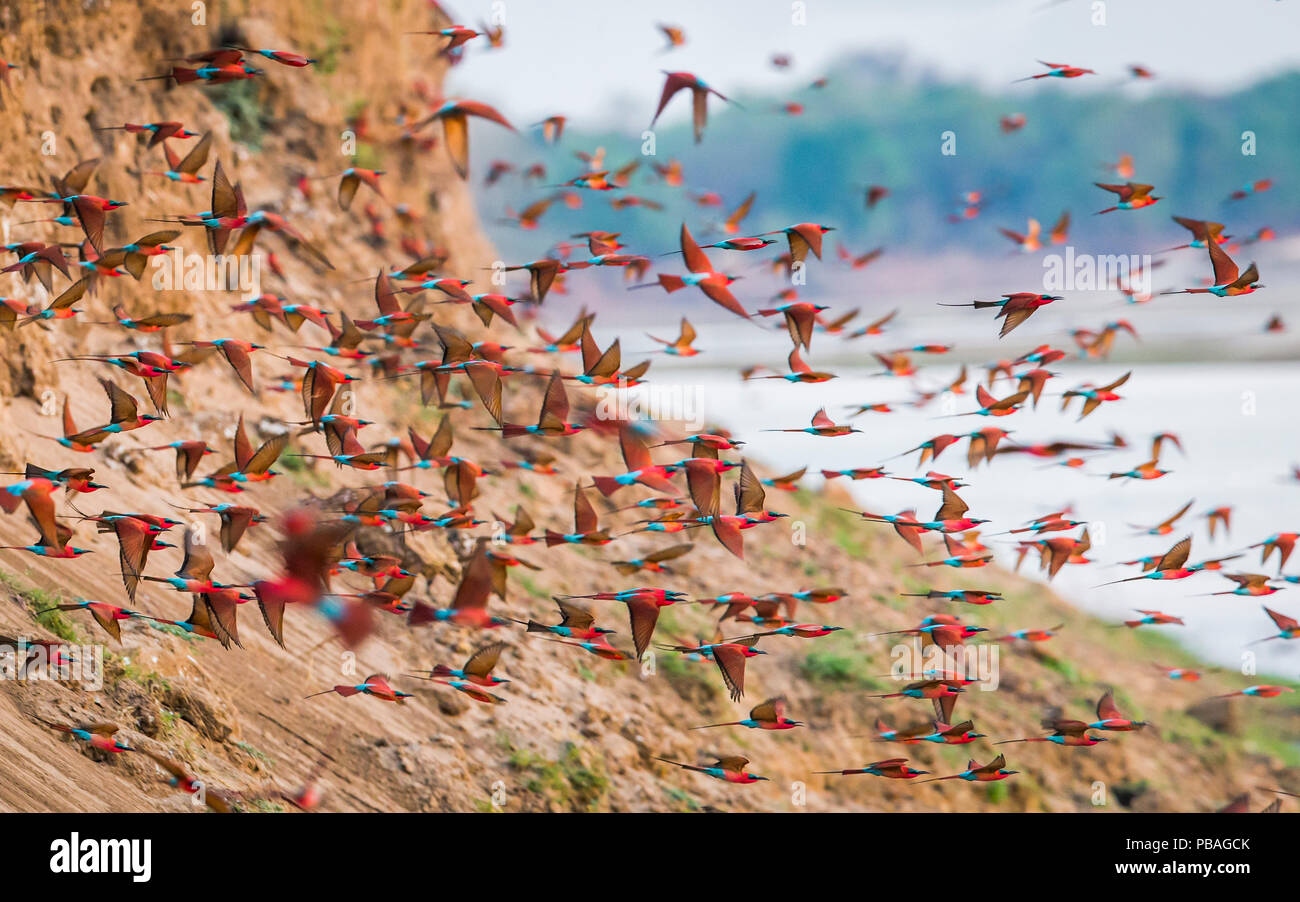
[656,274,685,293]
[544,529,566,547]
[689,721,740,730]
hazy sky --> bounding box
[443,0,1300,126]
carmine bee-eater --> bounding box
[1226,178,1272,202]
[998,218,1042,252]
[939,293,1060,338]
[589,425,679,496]
[1016,60,1095,81]
[691,696,803,731]
[571,589,682,661]
[1094,181,1160,214]
[1249,606,1300,644]
[1098,536,1197,586]
[872,718,932,744]
[412,640,511,688]
[96,120,198,148]
[305,673,411,703]
[655,755,769,784]
[141,56,263,86]
[407,540,511,630]
[610,543,693,576]
[917,754,1019,784]
[1061,371,1131,420]
[647,316,700,356]
[902,589,1004,605]
[477,370,585,439]
[1122,610,1184,629]
[415,99,516,179]
[1087,689,1149,732]
[869,679,966,701]
[538,633,635,660]
[543,481,613,547]
[846,484,987,535]
[918,720,986,744]
[1249,532,1298,571]
[638,224,748,320]
[33,600,145,643]
[1164,215,1230,252]
[757,301,828,351]
[39,719,134,753]
[1207,572,1282,597]
[1215,685,1295,700]
[517,597,616,641]
[146,133,212,183]
[1162,238,1262,297]
[996,713,1108,747]
[650,71,730,143]
[764,407,861,437]
[659,637,765,700]
[1155,664,1207,682]
[814,757,930,779]
[760,223,835,266]
[994,624,1063,642]
[1203,505,1232,540]
[0,476,64,553]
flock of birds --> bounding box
[0,6,1296,812]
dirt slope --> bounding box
[0,0,1295,813]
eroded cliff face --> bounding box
[0,1,1292,814]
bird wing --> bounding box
[1265,606,1299,632]
[724,192,755,232]
[176,132,212,174]
[572,482,600,535]
[178,526,215,582]
[538,370,570,426]
[463,641,506,678]
[734,461,765,515]
[934,484,969,521]
[440,111,471,179]
[1157,498,1195,530]
[1100,370,1132,392]
[1206,238,1240,286]
[651,72,693,127]
[1157,536,1192,571]
[451,542,493,611]
[679,223,713,274]
[998,307,1036,337]
[626,597,660,660]
[100,378,140,424]
[711,645,748,701]
[244,433,288,475]
[556,597,596,631]
[1095,689,1121,721]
